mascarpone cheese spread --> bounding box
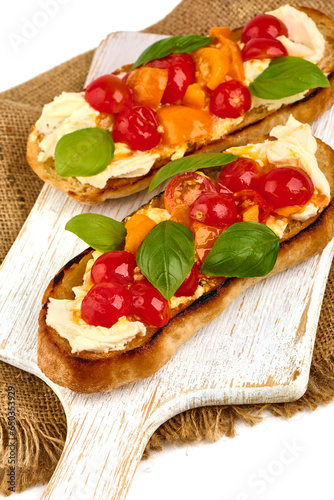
[46,250,147,353]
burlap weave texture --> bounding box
[1,0,334,495]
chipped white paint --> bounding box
[0,32,334,499]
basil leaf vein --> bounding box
[249,56,330,100]
[131,35,214,69]
[136,220,195,300]
[201,222,279,278]
[55,128,115,177]
[148,153,238,192]
[65,213,126,253]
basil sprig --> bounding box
[136,220,195,300]
[65,214,126,253]
[249,56,330,100]
[55,128,115,177]
[148,153,238,192]
[201,222,279,278]
[131,35,214,69]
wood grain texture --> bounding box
[1,32,334,499]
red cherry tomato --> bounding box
[164,172,216,214]
[241,38,288,61]
[112,105,161,151]
[209,80,251,119]
[190,192,238,228]
[85,74,132,114]
[91,251,136,287]
[131,281,170,328]
[146,53,196,104]
[217,157,263,193]
[241,14,289,43]
[81,283,132,328]
[233,189,273,222]
[174,263,200,297]
[257,167,314,209]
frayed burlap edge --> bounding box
[0,418,66,496]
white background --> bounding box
[1,1,334,499]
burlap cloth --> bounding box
[1,0,334,495]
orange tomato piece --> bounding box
[192,220,225,262]
[157,105,212,146]
[242,204,259,222]
[182,83,207,109]
[126,67,168,109]
[193,46,230,90]
[209,27,231,39]
[124,214,156,254]
[169,205,193,229]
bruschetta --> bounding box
[27,5,334,204]
[37,117,334,393]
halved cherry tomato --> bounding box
[157,105,212,146]
[131,281,170,327]
[193,46,230,90]
[209,80,251,119]
[241,14,289,43]
[146,53,196,104]
[257,167,314,209]
[126,67,168,109]
[192,221,225,262]
[91,251,136,286]
[164,172,216,214]
[217,157,263,193]
[241,38,288,61]
[112,105,161,151]
[174,263,200,297]
[189,192,237,227]
[81,282,132,328]
[233,189,273,222]
[85,74,132,114]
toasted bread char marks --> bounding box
[27,7,334,204]
[37,137,334,393]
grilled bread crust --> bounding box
[27,7,334,204]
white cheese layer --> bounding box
[46,250,147,353]
[267,5,325,63]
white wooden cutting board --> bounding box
[1,32,334,499]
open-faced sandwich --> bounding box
[27,5,334,204]
[38,116,334,393]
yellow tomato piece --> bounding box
[242,204,259,222]
[182,83,207,109]
[157,105,213,146]
[124,214,156,254]
[193,46,230,90]
[127,67,168,109]
[209,27,231,39]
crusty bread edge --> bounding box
[37,139,334,393]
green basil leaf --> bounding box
[249,56,330,100]
[136,220,195,300]
[65,213,126,253]
[148,153,238,192]
[201,222,279,278]
[131,35,214,69]
[55,128,115,177]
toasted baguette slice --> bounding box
[38,136,334,393]
[27,7,334,204]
